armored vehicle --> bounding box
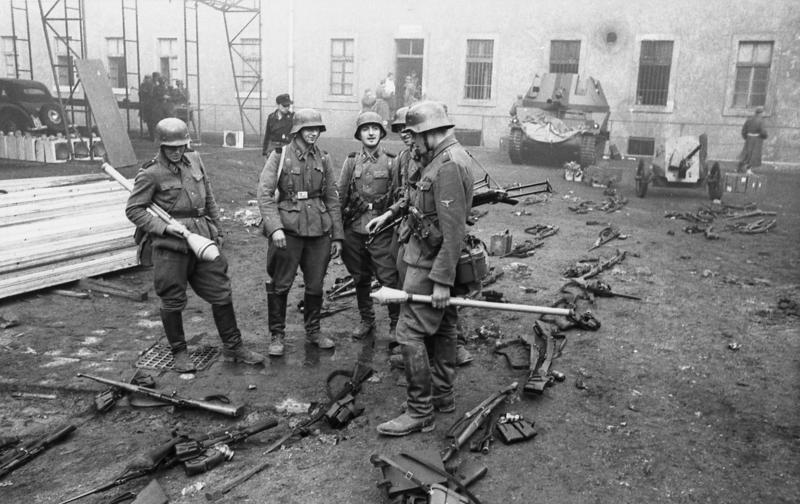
[508,73,610,167]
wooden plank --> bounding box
[0,232,134,275]
[78,277,148,301]
[0,173,109,192]
[5,213,132,245]
[75,59,137,168]
[0,197,128,227]
[0,181,125,207]
[50,288,91,299]
[5,221,133,251]
[0,247,140,299]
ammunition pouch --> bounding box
[455,235,488,289]
[183,444,233,476]
[323,393,364,429]
[407,207,443,259]
[174,440,204,462]
[495,419,537,444]
[133,227,153,267]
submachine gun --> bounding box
[366,176,552,245]
[0,424,76,478]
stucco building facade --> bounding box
[1,0,798,163]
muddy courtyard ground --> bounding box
[0,137,798,504]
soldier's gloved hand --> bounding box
[215,233,225,249]
[366,211,392,234]
[431,282,451,309]
[165,223,186,238]
[271,229,287,249]
[330,240,342,259]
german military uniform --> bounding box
[257,136,344,350]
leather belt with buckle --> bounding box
[296,191,309,200]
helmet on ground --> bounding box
[354,111,386,140]
[290,108,326,135]
[391,107,409,133]
[402,101,454,134]
[156,117,190,146]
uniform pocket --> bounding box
[277,200,301,234]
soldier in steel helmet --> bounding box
[257,108,344,357]
[337,111,401,365]
[126,118,265,373]
[369,101,476,436]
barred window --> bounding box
[550,40,580,74]
[628,137,655,156]
[330,38,354,96]
[464,39,493,100]
[636,40,673,106]
[733,41,772,108]
[106,37,126,88]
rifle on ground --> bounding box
[567,278,641,300]
[442,382,518,462]
[57,418,277,504]
[204,364,374,501]
[0,424,76,478]
[77,373,244,417]
[102,162,220,261]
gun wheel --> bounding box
[635,159,648,198]
[509,129,523,165]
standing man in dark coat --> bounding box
[138,75,154,139]
[738,106,768,174]
[371,101,475,437]
[262,93,294,156]
[126,118,265,372]
[257,109,344,356]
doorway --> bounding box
[395,39,424,108]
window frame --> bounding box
[723,34,778,117]
[630,34,680,114]
[105,37,126,92]
[156,37,180,86]
[326,35,357,103]
[458,33,499,107]
[549,39,582,74]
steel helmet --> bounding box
[156,117,190,146]
[290,108,326,135]
[391,107,409,133]
[402,101,454,134]
[354,111,386,140]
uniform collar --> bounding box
[157,151,188,173]
[360,145,383,163]
[292,138,319,161]
[430,135,458,161]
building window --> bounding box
[2,37,16,78]
[636,40,673,106]
[54,38,75,87]
[464,39,493,100]
[106,37,126,89]
[733,41,772,108]
[330,38,354,96]
[157,37,179,85]
[628,137,655,156]
[238,37,260,90]
[550,40,580,74]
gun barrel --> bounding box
[77,373,243,417]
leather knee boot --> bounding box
[267,290,288,356]
[354,284,376,340]
[160,309,195,373]
[304,294,334,349]
[212,303,264,364]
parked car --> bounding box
[0,78,68,135]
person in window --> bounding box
[262,93,294,156]
[738,106,768,174]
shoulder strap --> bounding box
[273,147,287,199]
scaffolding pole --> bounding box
[37,0,90,142]
[183,0,202,143]
[121,0,142,134]
[198,0,263,144]
[10,0,34,80]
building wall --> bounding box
[1,0,797,163]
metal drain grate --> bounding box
[135,343,220,371]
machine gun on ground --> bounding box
[57,418,277,504]
[0,424,76,478]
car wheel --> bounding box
[0,110,28,134]
[39,103,65,131]
[707,161,723,201]
[635,158,649,198]
[509,128,523,165]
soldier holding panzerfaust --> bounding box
[369,101,476,436]
[337,111,401,363]
[126,118,264,373]
[257,108,344,357]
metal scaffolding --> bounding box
[121,0,142,133]
[37,0,90,140]
[197,0,263,144]
[183,0,202,142]
[10,0,34,80]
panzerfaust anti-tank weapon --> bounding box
[102,162,220,261]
